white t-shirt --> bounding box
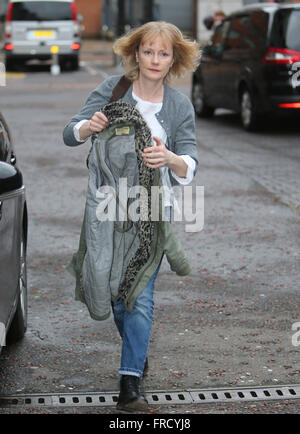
[132,91,195,210]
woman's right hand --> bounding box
[89,111,109,133]
[79,112,109,141]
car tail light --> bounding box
[5,43,14,51]
[70,43,80,50]
[5,2,13,22]
[279,103,300,108]
[263,47,300,64]
[70,2,78,22]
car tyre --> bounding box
[240,88,261,131]
[5,56,15,72]
[192,80,215,118]
[71,55,79,71]
[60,55,79,71]
[6,228,28,344]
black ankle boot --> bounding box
[117,375,148,412]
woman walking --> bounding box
[63,21,200,412]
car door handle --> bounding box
[0,201,2,221]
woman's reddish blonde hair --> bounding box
[113,21,201,83]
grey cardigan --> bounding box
[63,74,198,184]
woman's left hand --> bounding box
[142,137,188,178]
[142,137,171,169]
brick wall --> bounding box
[75,0,102,38]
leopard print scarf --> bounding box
[94,101,158,300]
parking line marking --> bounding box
[80,61,109,80]
[6,72,26,78]
[81,61,99,76]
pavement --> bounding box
[79,38,116,66]
[0,38,299,416]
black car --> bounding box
[0,112,28,351]
[192,3,300,130]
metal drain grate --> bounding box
[0,384,299,408]
[188,384,300,404]
[147,390,193,405]
[0,392,119,408]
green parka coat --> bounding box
[67,102,191,321]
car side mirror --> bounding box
[0,162,23,195]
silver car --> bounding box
[0,111,28,352]
[4,0,81,70]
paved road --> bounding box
[0,57,299,414]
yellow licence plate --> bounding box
[34,30,54,38]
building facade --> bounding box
[102,0,196,38]
[75,0,102,38]
[1,0,300,41]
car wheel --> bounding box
[5,56,15,72]
[192,80,214,117]
[71,55,79,71]
[6,228,28,344]
[240,88,261,131]
[60,55,79,71]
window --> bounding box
[271,9,300,52]
[211,20,230,48]
[225,12,268,50]
[11,1,73,21]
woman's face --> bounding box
[137,35,174,83]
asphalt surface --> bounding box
[0,41,299,415]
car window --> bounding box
[211,20,230,47]
[11,1,73,21]
[225,11,268,50]
[270,9,300,51]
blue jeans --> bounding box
[112,260,162,377]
